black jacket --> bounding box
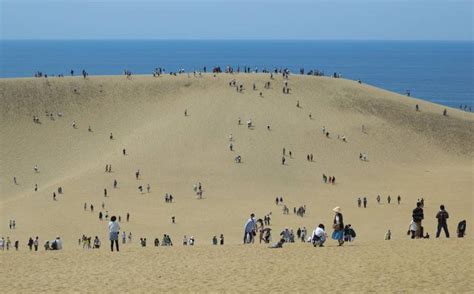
[333,213,344,228]
[412,207,424,222]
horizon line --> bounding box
[1,38,473,42]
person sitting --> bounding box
[457,220,466,238]
[93,236,101,249]
[270,238,285,248]
[311,224,326,247]
[235,155,242,163]
[50,236,63,250]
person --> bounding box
[387,195,391,204]
[28,237,34,250]
[332,207,344,246]
[457,220,466,238]
[412,202,424,238]
[93,236,101,249]
[385,230,392,240]
[212,236,218,245]
[408,220,417,239]
[183,235,188,246]
[270,238,285,248]
[34,237,39,251]
[343,225,355,242]
[243,213,256,244]
[220,234,224,245]
[108,216,120,252]
[357,197,361,208]
[397,195,401,205]
[435,205,450,238]
[51,236,63,250]
[311,224,326,247]
[376,195,381,204]
[126,213,130,222]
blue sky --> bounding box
[1,0,472,40]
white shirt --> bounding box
[108,221,120,233]
[53,238,63,250]
[312,227,325,239]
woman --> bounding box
[108,216,120,252]
[332,207,345,246]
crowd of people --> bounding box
[4,66,469,256]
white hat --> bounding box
[333,207,341,213]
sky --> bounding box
[0,0,472,40]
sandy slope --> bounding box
[0,74,473,292]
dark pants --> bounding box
[436,222,450,238]
[110,240,119,251]
[243,232,254,244]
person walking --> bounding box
[243,213,256,244]
[332,207,344,246]
[436,205,450,238]
[108,216,120,252]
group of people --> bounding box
[410,202,466,239]
[244,207,352,248]
[79,235,101,249]
[322,174,336,184]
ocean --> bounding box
[1,40,472,108]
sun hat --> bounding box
[332,207,341,213]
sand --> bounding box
[0,73,473,292]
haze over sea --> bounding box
[1,40,472,108]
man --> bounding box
[280,228,291,242]
[243,213,256,244]
[436,205,450,238]
[412,202,424,238]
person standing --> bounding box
[412,202,424,238]
[363,197,367,208]
[33,237,39,251]
[108,216,120,252]
[243,213,256,244]
[332,207,344,246]
[436,205,450,238]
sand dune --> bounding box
[1,74,473,292]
